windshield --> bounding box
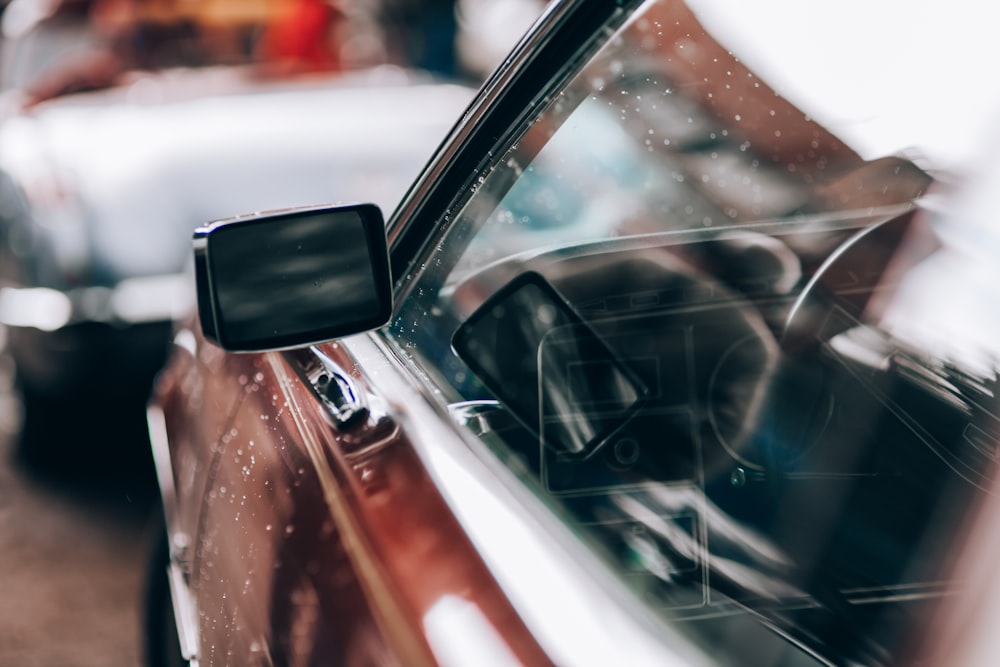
[388,1,1000,664]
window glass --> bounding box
[387,1,999,664]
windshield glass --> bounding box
[388,1,1000,664]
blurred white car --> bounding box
[0,7,472,465]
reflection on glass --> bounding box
[452,272,648,460]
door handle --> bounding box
[306,345,369,430]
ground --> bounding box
[0,354,157,667]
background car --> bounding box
[147,0,1000,665]
[0,0,474,471]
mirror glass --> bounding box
[199,204,391,351]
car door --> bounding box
[181,339,401,666]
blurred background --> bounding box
[0,0,545,664]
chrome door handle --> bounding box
[307,346,369,429]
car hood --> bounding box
[0,66,473,285]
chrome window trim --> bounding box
[385,0,568,241]
[386,0,642,293]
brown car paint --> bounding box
[154,325,552,665]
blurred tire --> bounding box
[14,379,158,503]
[15,385,60,469]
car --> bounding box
[0,1,473,469]
[145,0,1000,665]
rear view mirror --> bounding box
[194,203,392,352]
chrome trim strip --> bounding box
[385,0,569,243]
[386,0,628,293]
[147,404,201,664]
[167,561,201,665]
[147,405,178,531]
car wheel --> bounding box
[144,518,189,667]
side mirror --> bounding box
[193,203,392,352]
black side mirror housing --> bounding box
[193,203,392,352]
